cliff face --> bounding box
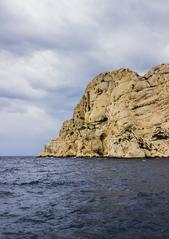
[40,64,169,158]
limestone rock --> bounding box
[39,64,169,158]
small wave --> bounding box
[1,232,38,239]
[0,181,8,185]
[137,192,151,197]
[19,206,31,210]
[16,217,46,224]
[48,180,77,187]
[137,191,169,198]
[0,190,15,198]
[0,167,19,174]
[16,180,41,186]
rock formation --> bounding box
[39,64,169,158]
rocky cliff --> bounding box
[40,64,169,158]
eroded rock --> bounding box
[40,64,169,158]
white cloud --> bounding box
[0,101,60,155]
[0,50,81,98]
[0,51,46,99]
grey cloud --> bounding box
[0,0,169,155]
[0,0,97,53]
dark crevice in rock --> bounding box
[137,138,152,151]
[152,127,169,140]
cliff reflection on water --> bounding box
[0,157,169,239]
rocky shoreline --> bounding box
[40,64,169,158]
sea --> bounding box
[0,157,169,239]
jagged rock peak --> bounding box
[40,63,169,158]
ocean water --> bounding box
[0,157,169,239]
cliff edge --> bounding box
[40,64,169,158]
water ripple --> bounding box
[0,157,169,239]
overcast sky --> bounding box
[0,0,169,155]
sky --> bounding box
[0,0,169,155]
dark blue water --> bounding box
[1,157,169,239]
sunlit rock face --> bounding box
[40,64,169,158]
